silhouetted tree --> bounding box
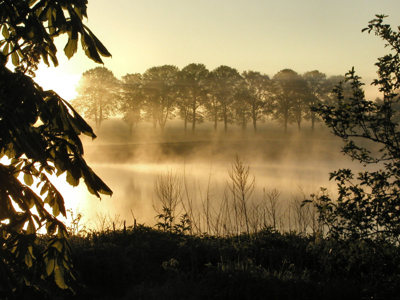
[209,66,242,132]
[273,69,308,132]
[142,65,179,131]
[204,89,221,131]
[303,70,329,130]
[232,84,252,130]
[0,0,111,296]
[312,15,400,242]
[242,71,272,132]
[73,67,119,128]
[121,73,144,135]
[177,63,209,132]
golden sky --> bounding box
[35,0,400,100]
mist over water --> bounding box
[65,120,360,231]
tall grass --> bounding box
[150,156,321,237]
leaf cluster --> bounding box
[0,0,110,74]
[312,15,400,242]
[0,0,112,296]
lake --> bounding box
[58,129,361,233]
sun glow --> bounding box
[34,63,81,101]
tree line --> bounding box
[72,64,351,133]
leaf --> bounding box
[81,30,103,64]
[66,170,79,186]
[25,252,33,268]
[24,173,34,186]
[2,25,9,39]
[2,43,9,56]
[81,161,113,198]
[83,25,111,57]
[54,265,68,289]
[11,51,19,66]
[63,100,96,138]
[51,239,63,252]
[46,221,57,235]
[64,35,78,59]
[27,218,35,235]
[29,0,39,7]
[54,189,66,217]
[52,200,60,217]
[45,257,55,276]
[10,214,28,233]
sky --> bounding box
[35,0,400,100]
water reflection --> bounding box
[63,156,359,230]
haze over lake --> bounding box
[60,121,360,232]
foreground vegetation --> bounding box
[28,225,398,300]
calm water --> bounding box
[60,155,358,230]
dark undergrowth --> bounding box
[34,226,400,300]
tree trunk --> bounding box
[160,121,165,132]
[184,113,188,133]
[284,112,288,133]
[192,101,196,133]
[99,104,103,128]
[297,113,301,131]
[152,104,157,129]
[223,105,228,133]
[214,107,218,131]
[242,113,246,131]
[311,112,315,131]
[252,107,257,132]
[94,97,99,128]
[129,122,133,137]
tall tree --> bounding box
[120,73,144,135]
[273,69,308,132]
[209,66,242,133]
[178,63,209,133]
[0,0,111,296]
[303,70,329,130]
[232,84,252,131]
[73,67,119,128]
[142,65,179,131]
[204,89,221,131]
[242,71,272,132]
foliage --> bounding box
[177,63,209,132]
[303,70,329,130]
[0,0,111,296]
[63,226,400,299]
[313,15,400,242]
[273,69,309,131]
[120,73,144,134]
[74,63,352,133]
[155,208,192,234]
[72,67,119,128]
[241,71,272,131]
[142,65,179,130]
[154,171,192,234]
[208,65,242,132]
[0,0,110,73]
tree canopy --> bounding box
[73,67,119,128]
[0,0,111,296]
[312,15,400,243]
[73,64,349,134]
